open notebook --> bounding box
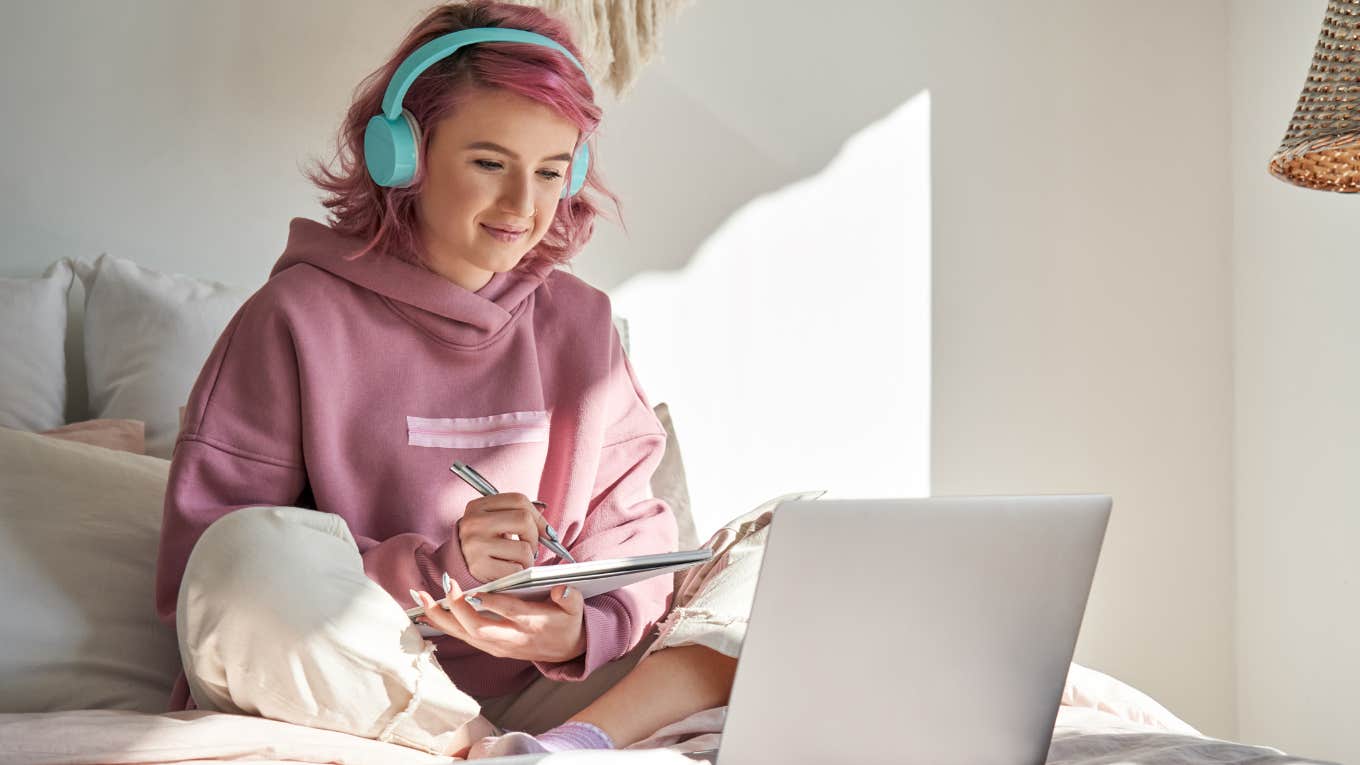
[405,548,713,622]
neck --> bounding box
[418,235,494,292]
[424,257,493,292]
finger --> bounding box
[466,512,540,547]
[412,590,469,639]
[468,590,539,621]
[550,584,583,615]
[474,556,528,582]
[530,501,552,539]
[485,538,535,569]
[469,492,533,514]
[425,591,542,658]
[476,495,541,539]
[417,589,499,635]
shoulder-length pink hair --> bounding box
[304,1,620,269]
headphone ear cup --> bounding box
[364,109,422,188]
[563,142,590,199]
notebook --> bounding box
[405,548,712,623]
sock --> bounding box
[469,721,615,758]
[537,722,616,751]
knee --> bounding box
[181,507,360,639]
[192,505,354,571]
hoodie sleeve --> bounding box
[155,292,477,635]
[533,325,679,681]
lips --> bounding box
[481,223,528,235]
[480,223,528,243]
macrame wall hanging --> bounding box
[513,0,693,99]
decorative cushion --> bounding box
[0,427,180,712]
[73,255,252,459]
[0,260,74,432]
[41,419,146,455]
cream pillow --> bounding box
[0,260,74,432]
[0,427,180,712]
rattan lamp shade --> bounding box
[1270,0,1360,192]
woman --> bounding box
[154,1,764,758]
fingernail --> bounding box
[409,589,422,607]
[563,586,572,598]
[532,500,548,510]
[441,572,452,595]
[465,596,483,608]
[544,523,560,541]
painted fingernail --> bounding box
[441,572,452,594]
[563,586,572,598]
[465,596,483,608]
[409,589,422,607]
[544,523,560,541]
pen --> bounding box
[450,461,577,564]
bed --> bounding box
[0,255,1338,764]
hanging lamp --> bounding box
[1270,0,1360,192]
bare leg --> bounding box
[570,644,737,748]
[465,644,736,758]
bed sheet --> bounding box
[0,705,1338,765]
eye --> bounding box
[474,159,503,171]
[538,169,564,181]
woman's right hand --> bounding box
[456,492,549,582]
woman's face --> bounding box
[416,87,580,291]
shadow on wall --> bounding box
[610,91,934,539]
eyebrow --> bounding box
[464,141,573,163]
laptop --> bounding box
[707,494,1111,765]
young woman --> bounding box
[154,1,769,758]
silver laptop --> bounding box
[711,494,1111,765]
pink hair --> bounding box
[303,1,621,269]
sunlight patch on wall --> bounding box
[612,91,932,539]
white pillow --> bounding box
[74,255,252,459]
[0,427,180,712]
[0,260,74,431]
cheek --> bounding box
[428,168,489,216]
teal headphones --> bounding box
[363,27,592,197]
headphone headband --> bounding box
[364,27,593,195]
[381,28,591,119]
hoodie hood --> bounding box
[271,217,555,347]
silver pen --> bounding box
[450,461,577,564]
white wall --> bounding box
[1230,2,1360,763]
[605,5,1240,742]
[3,0,1300,750]
[917,1,1237,742]
[609,92,933,540]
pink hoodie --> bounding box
[155,218,677,708]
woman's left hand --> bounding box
[412,581,586,664]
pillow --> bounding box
[0,427,179,712]
[652,402,699,550]
[0,260,74,432]
[1062,662,1201,736]
[41,419,146,455]
[74,255,252,459]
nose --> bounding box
[498,173,535,219]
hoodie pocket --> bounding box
[406,410,549,449]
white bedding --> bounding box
[0,704,1336,765]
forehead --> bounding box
[434,87,579,150]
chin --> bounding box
[470,254,525,274]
